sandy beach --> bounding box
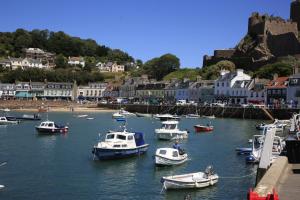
[0,100,117,113]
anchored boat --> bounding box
[161,166,218,190]
[35,120,69,134]
[155,121,188,140]
[154,114,180,121]
[194,124,214,132]
[92,127,149,160]
[155,148,188,166]
[0,116,19,125]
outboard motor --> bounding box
[204,165,214,177]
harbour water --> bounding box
[0,112,261,200]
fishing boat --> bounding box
[35,120,69,134]
[154,114,180,121]
[155,121,188,140]
[0,116,19,125]
[135,112,152,118]
[86,117,95,120]
[6,114,41,121]
[92,127,149,160]
[194,124,214,132]
[155,148,188,166]
[161,166,218,190]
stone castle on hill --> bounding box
[203,0,300,70]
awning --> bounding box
[15,91,33,98]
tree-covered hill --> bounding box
[0,29,134,64]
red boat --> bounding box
[194,125,214,132]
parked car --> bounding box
[99,100,108,104]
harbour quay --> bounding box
[99,103,300,120]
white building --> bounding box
[77,82,107,101]
[44,82,77,100]
[96,62,125,72]
[214,69,251,104]
[68,57,85,67]
[1,57,48,70]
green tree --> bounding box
[55,54,67,68]
[143,54,180,80]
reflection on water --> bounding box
[0,112,260,200]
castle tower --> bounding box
[291,0,300,31]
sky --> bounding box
[0,0,291,67]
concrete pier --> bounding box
[99,104,300,120]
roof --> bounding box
[266,77,289,89]
[68,57,84,62]
[232,80,252,88]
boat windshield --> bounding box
[159,149,167,155]
[116,134,126,140]
[173,151,179,157]
[162,124,176,129]
[106,134,115,139]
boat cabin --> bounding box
[0,117,8,121]
[161,121,178,130]
[39,121,56,128]
[104,131,146,148]
[157,148,180,158]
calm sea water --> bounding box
[0,112,262,200]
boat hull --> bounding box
[92,144,149,160]
[156,132,188,140]
[194,125,213,132]
[162,174,218,190]
[35,127,68,134]
[155,154,188,166]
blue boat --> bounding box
[92,128,149,160]
[235,147,252,155]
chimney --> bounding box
[273,73,278,80]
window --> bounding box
[256,92,259,97]
[106,134,115,139]
[117,135,126,140]
[48,123,53,127]
[268,90,271,95]
[122,144,127,147]
[128,135,133,140]
[159,150,167,155]
[217,83,219,87]
[113,145,120,148]
[222,82,224,87]
[173,151,179,157]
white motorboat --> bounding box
[202,115,215,119]
[119,108,135,116]
[155,121,188,140]
[0,185,4,190]
[185,114,200,118]
[0,116,18,125]
[155,148,188,166]
[112,112,125,119]
[161,166,218,190]
[154,114,180,121]
[92,127,149,160]
[246,134,284,163]
[77,114,88,118]
[135,112,152,118]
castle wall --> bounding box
[267,32,300,57]
[214,49,235,58]
[291,0,300,31]
[265,20,298,36]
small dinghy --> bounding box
[161,166,218,190]
[194,124,214,132]
[77,114,88,118]
[155,148,188,166]
[86,117,95,120]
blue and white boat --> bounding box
[92,128,149,160]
